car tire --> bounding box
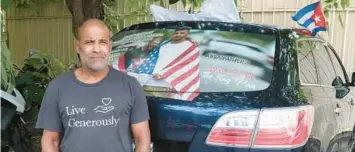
[327,132,353,152]
[303,138,321,152]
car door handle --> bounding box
[334,104,342,115]
[334,107,342,115]
[350,98,354,106]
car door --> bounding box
[310,40,350,151]
[325,44,355,139]
[296,39,338,152]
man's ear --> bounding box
[75,40,82,61]
[75,39,80,54]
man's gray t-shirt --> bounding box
[36,68,150,152]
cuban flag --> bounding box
[292,1,326,36]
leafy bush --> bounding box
[1,40,16,93]
[14,49,78,120]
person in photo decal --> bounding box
[112,36,163,73]
[137,26,201,101]
[127,36,163,72]
[36,19,151,152]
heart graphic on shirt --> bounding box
[101,98,112,106]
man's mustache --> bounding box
[87,54,108,58]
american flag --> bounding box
[137,40,201,101]
[110,53,128,73]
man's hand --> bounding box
[131,121,151,152]
[41,130,61,152]
[153,74,164,80]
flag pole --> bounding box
[319,0,329,44]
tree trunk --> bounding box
[66,0,104,39]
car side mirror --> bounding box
[332,76,344,87]
[351,72,355,86]
[332,76,350,99]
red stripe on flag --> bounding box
[186,88,200,101]
[170,64,199,87]
[162,52,199,78]
[178,73,200,96]
[164,43,197,69]
[118,54,126,71]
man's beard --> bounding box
[81,55,109,71]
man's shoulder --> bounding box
[109,68,137,83]
[159,40,171,46]
[49,70,74,86]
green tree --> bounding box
[65,0,105,38]
[3,0,353,36]
[1,39,16,93]
[168,0,239,12]
[323,0,351,28]
[5,0,165,37]
[3,0,105,38]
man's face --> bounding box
[172,30,189,42]
[147,38,162,50]
[76,25,112,71]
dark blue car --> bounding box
[110,21,355,152]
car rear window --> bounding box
[110,26,276,100]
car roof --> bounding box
[115,21,279,39]
[122,20,301,30]
[114,21,316,41]
[120,21,280,31]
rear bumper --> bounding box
[187,126,308,152]
[152,142,307,152]
[151,125,317,152]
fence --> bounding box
[5,2,76,66]
[238,0,355,76]
[4,0,183,66]
[5,0,355,76]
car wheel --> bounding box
[303,138,321,152]
[327,132,354,152]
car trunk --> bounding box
[110,21,278,152]
[147,91,264,152]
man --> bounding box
[128,36,163,72]
[36,19,151,152]
[113,36,163,72]
[136,26,201,101]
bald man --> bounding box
[36,19,151,152]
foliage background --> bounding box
[1,0,354,112]
[0,0,353,151]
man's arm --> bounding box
[129,77,151,152]
[131,121,151,152]
[41,130,61,152]
[35,80,63,152]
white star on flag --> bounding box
[314,15,321,23]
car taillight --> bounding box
[253,106,314,148]
[206,106,314,149]
[206,110,259,147]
